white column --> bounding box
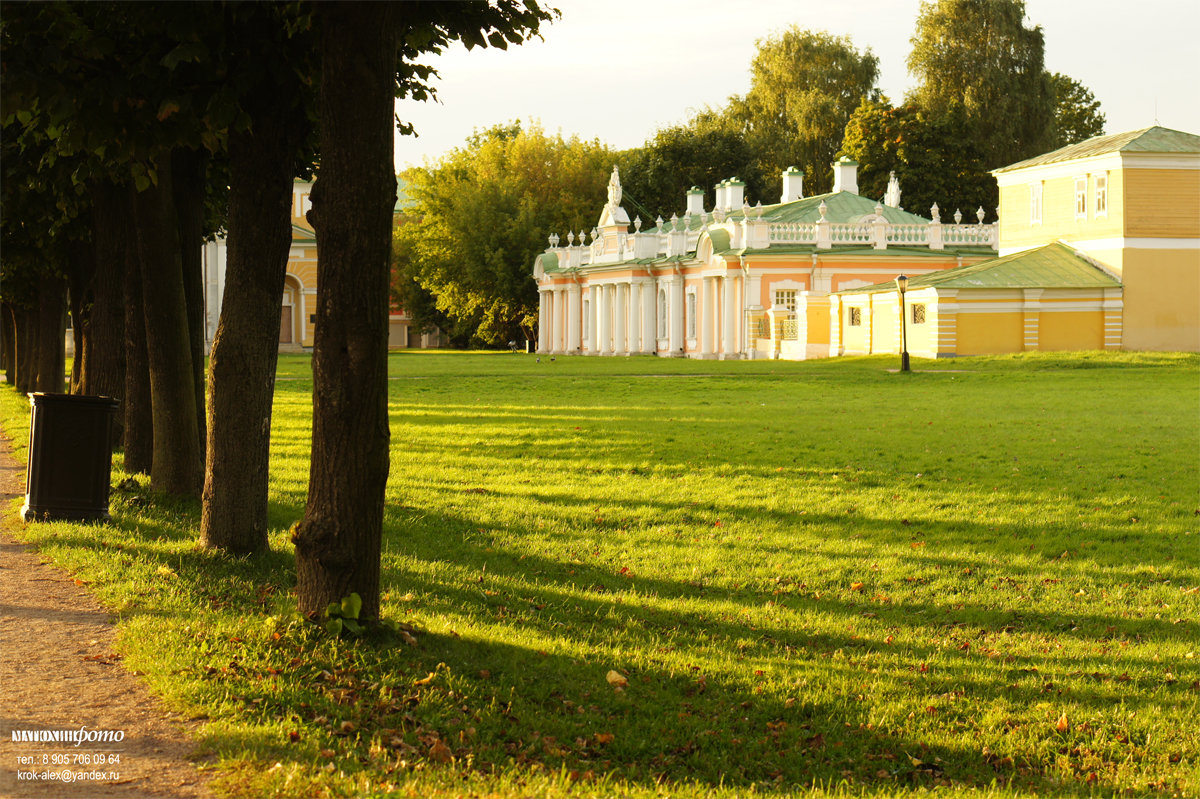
[553,288,566,352]
[722,274,738,357]
[669,276,684,354]
[614,283,628,355]
[598,284,612,355]
[628,283,641,354]
[538,289,550,353]
[641,280,656,353]
[588,284,600,354]
[567,283,582,353]
[700,277,715,356]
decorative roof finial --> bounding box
[606,165,622,208]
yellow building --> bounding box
[202,178,444,351]
[993,126,1199,352]
[284,181,318,349]
[832,126,1200,357]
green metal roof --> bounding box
[994,126,1200,173]
[291,224,315,243]
[836,242,1122,294]
[647,190,932,235]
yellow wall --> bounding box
[806,303,830,346]
[957,312,1023,355]
[1124,169,1200,238]
[870,295,899,353]
[1122,248,1200,351]
[1038,311,1104,351]
[999,168,1125,252]
[906,298,938,356]
[840,302,869,353]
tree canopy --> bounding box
[394,122,610,347]
[616,118,767,221]
[840,97,998,221]
[906,0,1053,168]
[1047,72,1106,149]
[729,28,880,195]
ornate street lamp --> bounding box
[895,274,910,372]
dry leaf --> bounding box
[850,582,865,592]
[1055,711,1069,732]
[606,670,628,688]
[594,732,614,745]
[428,739,452,763]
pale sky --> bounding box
[393,0,1200,172]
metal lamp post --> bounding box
[895,274,910,372]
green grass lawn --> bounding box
[2,351,1198,798]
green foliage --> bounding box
[906,0,1053,168]
[324,593,364,636]
[840,98,998,221]
[616,117,768,219]
[2,351,1198,798]
[1047,72,1106,149]
[394,122,611,346]
[731,28,880,195]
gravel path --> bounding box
[0,431,217,799]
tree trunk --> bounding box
[2,303,17,385]
[201,98,304,554]
[33,272,66,394]
[123,225,153,475]
[294,1,398,623]
[131,157,201,494]
[173,148,209,456]
[65,239,94,395]
[16,307,37,395]
[80,180,128,444]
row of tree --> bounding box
[392,0,1105,347]
[1,1,554,624]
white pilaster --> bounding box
[722,275,738,357]
[614,283,628,355]
[588,284,600,354]
[628,283,641,354]
[537,289,550,353]
[566,283,581,353]
[669,275,684,355]
[641,279,656,353]
[700,277,715,357]
[598,284,612,355]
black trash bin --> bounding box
[21,393,120,523]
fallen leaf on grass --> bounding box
[850,582,864,592]
[594,732,614,745]
[606,670,628,688]
[428,740,452,763]
[1055,712,1069,732]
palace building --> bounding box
[534,126,1200,358]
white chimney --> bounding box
[726,178,745,210]
[686,186,704,216]
[832,157,859,195]
[714,180,727,211]
[781,166,804,203]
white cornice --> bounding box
[995,151,1200,186]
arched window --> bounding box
[658,289,668,339]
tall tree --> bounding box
[907,0,1053,168]
[201,3,317,555]
[840,97,998,221]
[1047,72,1106,149]
[293,1,555,624]
[395,122,610,347]
[617,118,767,218]
[729,28,879,195]
[0,2,213,494]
